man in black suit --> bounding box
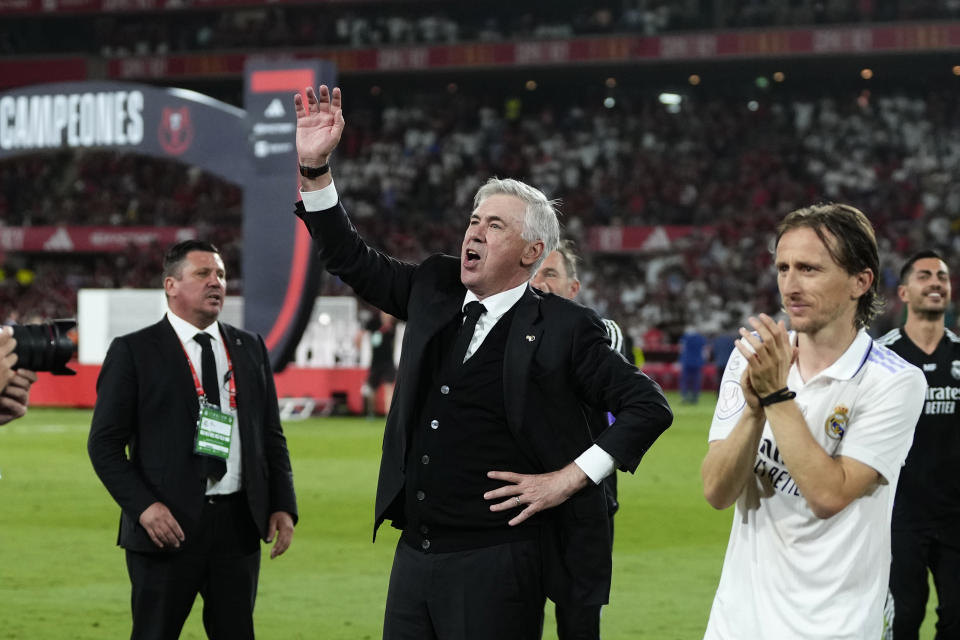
[531,240,632,640]
[293,85,672,640]
[88,240,297,640]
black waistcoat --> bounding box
[402,304,541,552]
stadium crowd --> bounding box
[2,84,959,350]
[2,0,959,57]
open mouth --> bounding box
[464,249,481,264]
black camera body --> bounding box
[11,319,77,375]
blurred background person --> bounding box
[878,250,960,639]
[679,325,707,404]
[357,310,399,418]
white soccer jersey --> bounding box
[704,330,926,640]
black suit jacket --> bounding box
[296,201,672,605]
[88,318,298,553]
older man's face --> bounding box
[460,194,540,299]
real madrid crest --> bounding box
[951,360,960,380]
[825,405,849,440]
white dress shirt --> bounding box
[301,182,615,483]
[166,311,243,495]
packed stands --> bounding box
[1,0,959,351]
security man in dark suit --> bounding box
[293,85,672,640]
[88,240,297,640]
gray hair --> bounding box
[473,177,560,272]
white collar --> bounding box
[166,310,220,345]
[803,328,873,382]
[462,281,528,320]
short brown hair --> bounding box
[776,203,882,329]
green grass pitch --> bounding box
[0,393,937,638]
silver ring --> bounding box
[515,496,521,505]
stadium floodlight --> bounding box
[747,100,760,111]
[658,92,682,105]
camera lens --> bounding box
[11,320,77,375]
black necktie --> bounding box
[194,333,221,408]
[194,332,226,480]
[450,301,487,367]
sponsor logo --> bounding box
[158,107,193,155]
[923,363,937,371]
[263,98,286,119]
[952,360,960,380]
[825,405,849,440]
[42,227,74,251]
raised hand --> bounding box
[294,85,345,167]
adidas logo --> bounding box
[264,99,286,119]
[43,228,74,251]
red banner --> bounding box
[0,58,87,90]
[586,225,708,253]
[0,0,388,14]
[0,226,195,252]
[94,23,960,80]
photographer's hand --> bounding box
[0,327,17,396]
[0,369,36,425]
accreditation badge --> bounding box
[194,398,234,460]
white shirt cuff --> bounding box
[574,445,617,484]
[300,181,339,211]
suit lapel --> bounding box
[503,286,543,440]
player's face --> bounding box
[460,194,542,299]
[899,257,951,317]
[165,250,226,328]
[531,250,580,300]
[775,227,871,336]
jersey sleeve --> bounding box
[708,347,748,442]
[837,365,926,483]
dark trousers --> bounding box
[125,493,261,640]
[383,537,545,640]
[890,526,960,640]
[551,513,614,640]
[679,365,702,403]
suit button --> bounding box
[440,385,449,394]
[419,524,429,534]
[430,419,439,429]
[421,539,431,550]
[416,490,425,501]
[421,455,430,465]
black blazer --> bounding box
[88,318,298,553]
[297,201,672,605]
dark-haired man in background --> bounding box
[879,250,960,639]
[88,239,297,640]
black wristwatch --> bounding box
[298,163,330,178]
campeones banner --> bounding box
[0,70,331,371]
